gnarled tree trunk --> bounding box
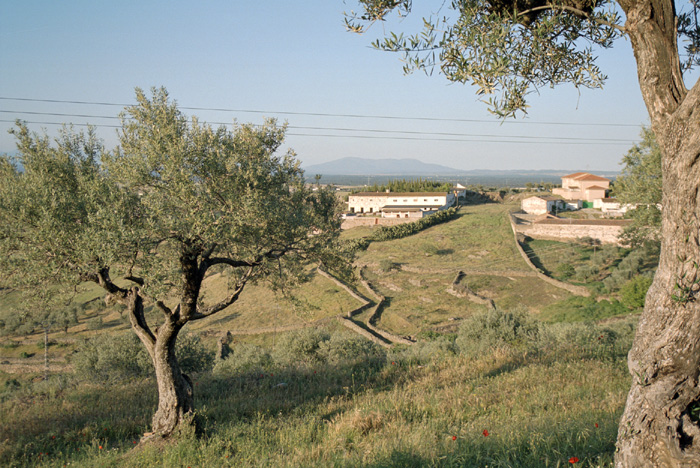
[615,2,700,464]
[150,320,194,436]
[615,135,700,466]
[126,288,195,439]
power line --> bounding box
[0,119,633,146]
[0,109,638,144]
[0,96,643,128]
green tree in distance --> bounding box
[348,1,700,465]
[0,87,349,439]
[614,127,662,248]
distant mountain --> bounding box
[303,157,464,176]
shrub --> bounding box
[72,331,214,382]
[86,316,103,330]
[620,275,653,309]
[555,263,575,279]
[318,333,385,364]
[378,259,399,272]
[541,296,628,322]
[387,336,455,365]
[272,328,330,366]
[456,308,541,358]
[72,333,151,382]
[574,264,599,282]
[176,333,215,374]
[213,343,272,377]
[543,322,630,361]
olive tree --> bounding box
[0,87,348,439]
[348,1,700,465]
[614,126,662,248]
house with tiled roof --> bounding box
[552,172,611,203]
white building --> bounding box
[521,195,565,215]
[347,191,455,218]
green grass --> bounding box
[0,335,631,468]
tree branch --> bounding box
[189,266,255,321]
[126,287,156,358]
[517,4,626,33]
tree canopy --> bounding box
[613,127,662,247]
[0,87,349,438]
[346,0,699,117]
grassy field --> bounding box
[1,326,633,467]
[0,200,649,467]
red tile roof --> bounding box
[575,174,610,182]
[562,172,589,179]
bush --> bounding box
[620,275,653,309]
[456,308,541,358]
[555,263,575,279]
[272,328,330,366]
[574,264,599,282]
[541,296,628,322]
[86,316,103,330]
[318,333,385,364]
[72,331,214,382]
[213,343,272,377]
[387,336,455,365]
[72,333,151,382]
[378,259,399,272]
[176,333,215,374]
[543,322,630,361]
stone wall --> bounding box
[516,220,629,245]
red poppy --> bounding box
[595,423,599,428]
[98,446,103,450]
[482,429,489,437]
[452,435,457,441]
[391,361,396,365]
[569,456,579,464]
[133,441,137,444]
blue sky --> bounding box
[1,1,693,171]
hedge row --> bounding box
[346,207,459,252]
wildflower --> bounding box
[391,361,396,365]
[99,446,103,450]
[452,435,457,441]
[595,423,599,428]
[483,429,489,437]
[569,456,579,464]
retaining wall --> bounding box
[508,214,591,297]
[514,218,630,245]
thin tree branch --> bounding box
[189,266,255,321]
[518,4,627,33]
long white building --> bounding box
[347,191,455,218]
